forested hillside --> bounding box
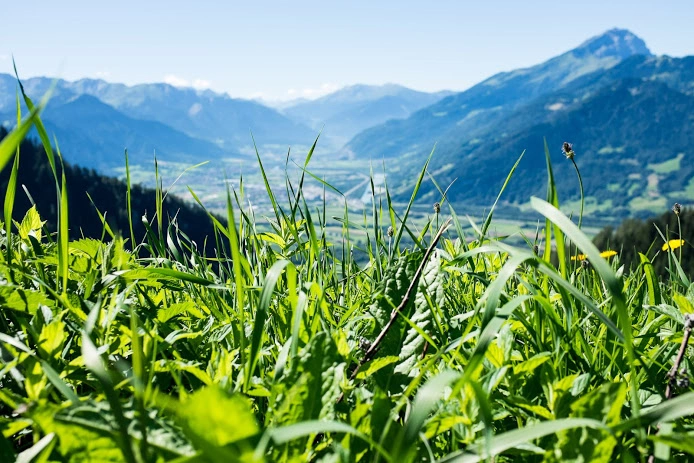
[0,127,218,248]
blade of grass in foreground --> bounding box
[531,196,641,426]
[0,104,43,175]
[57,146,69,295]
[393,145,436,252]
[3,93,21,282]
[543,139,567,279]
[480,150,525,240]
[125,150,136,250]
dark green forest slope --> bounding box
[0,127,217,248]
[593,205,692,276]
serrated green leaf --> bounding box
[18,205,45,241]
[673,292,694,314]
[513,352,551,375]
[547,382,626,463]
[177,386,259,448]
[0,287,53,314]
[270,332,344,428]
[394,252,444,378]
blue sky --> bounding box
[2,0,693,101]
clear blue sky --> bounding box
[2,0,693,101]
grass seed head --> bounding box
[562,141,575,159]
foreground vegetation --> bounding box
[1,87,693,462]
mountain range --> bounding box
[0,75,451,170]
[344,28,694,219]
[280,84,452,145]
[2,27,693,221]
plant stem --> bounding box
[570,157,584,229]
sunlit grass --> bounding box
[0,80,693,462]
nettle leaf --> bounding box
[364,252,421,388]
[0,287,53,314]
[545,382,627,463]
[38,318,66,359]
[513,352,551,375]
[17,205,45,241]
[177,386,259,452]
[673,292,694,315]
[394,251,445,378]
[31,404,125,463]
[157,301,205,323]
[270,331,345,427]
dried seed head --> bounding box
[433,202,441,214]
[562,142,575,160]
[387,226,394,237]
[673,202,682,215]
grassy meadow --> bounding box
[0,86,693,462]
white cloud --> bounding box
[163,74,190,87]
[164,75,212,90]
[281,83,340,101]
[299,83,341,99]
[94,71,111,79]
[0,54,8,61]
[192,78,211,90]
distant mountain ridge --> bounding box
[0,74,315,170]
[342,29,694,219]
[345,29,652,161]
[281,84,452,145]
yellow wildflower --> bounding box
[570,254,587,261]
[662,239,685,252]
[600,250,617,258]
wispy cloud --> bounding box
[94,71,111,79]
[192,79,211,90]
[286,83,341,100]
[0,54,8,61]
[163,74,190,87]
[163,74,212,90]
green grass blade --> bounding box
[480,150,525,239]
[246,259,292,389]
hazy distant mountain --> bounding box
[282,84,452,144]
[41,94,229,167]
[0,75,317,150]
[345,29,652,161]
[0,76,231,169]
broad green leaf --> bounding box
[177,386,259,448]
[364,251,422,388]
[0,287,53,314]
[394,252,445,378]
[355,356,400,380]
[18,205,45,241]
[31,405,125,462]
[269,332,344,427]
[673,292,694,314]
[547,382,627,463]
